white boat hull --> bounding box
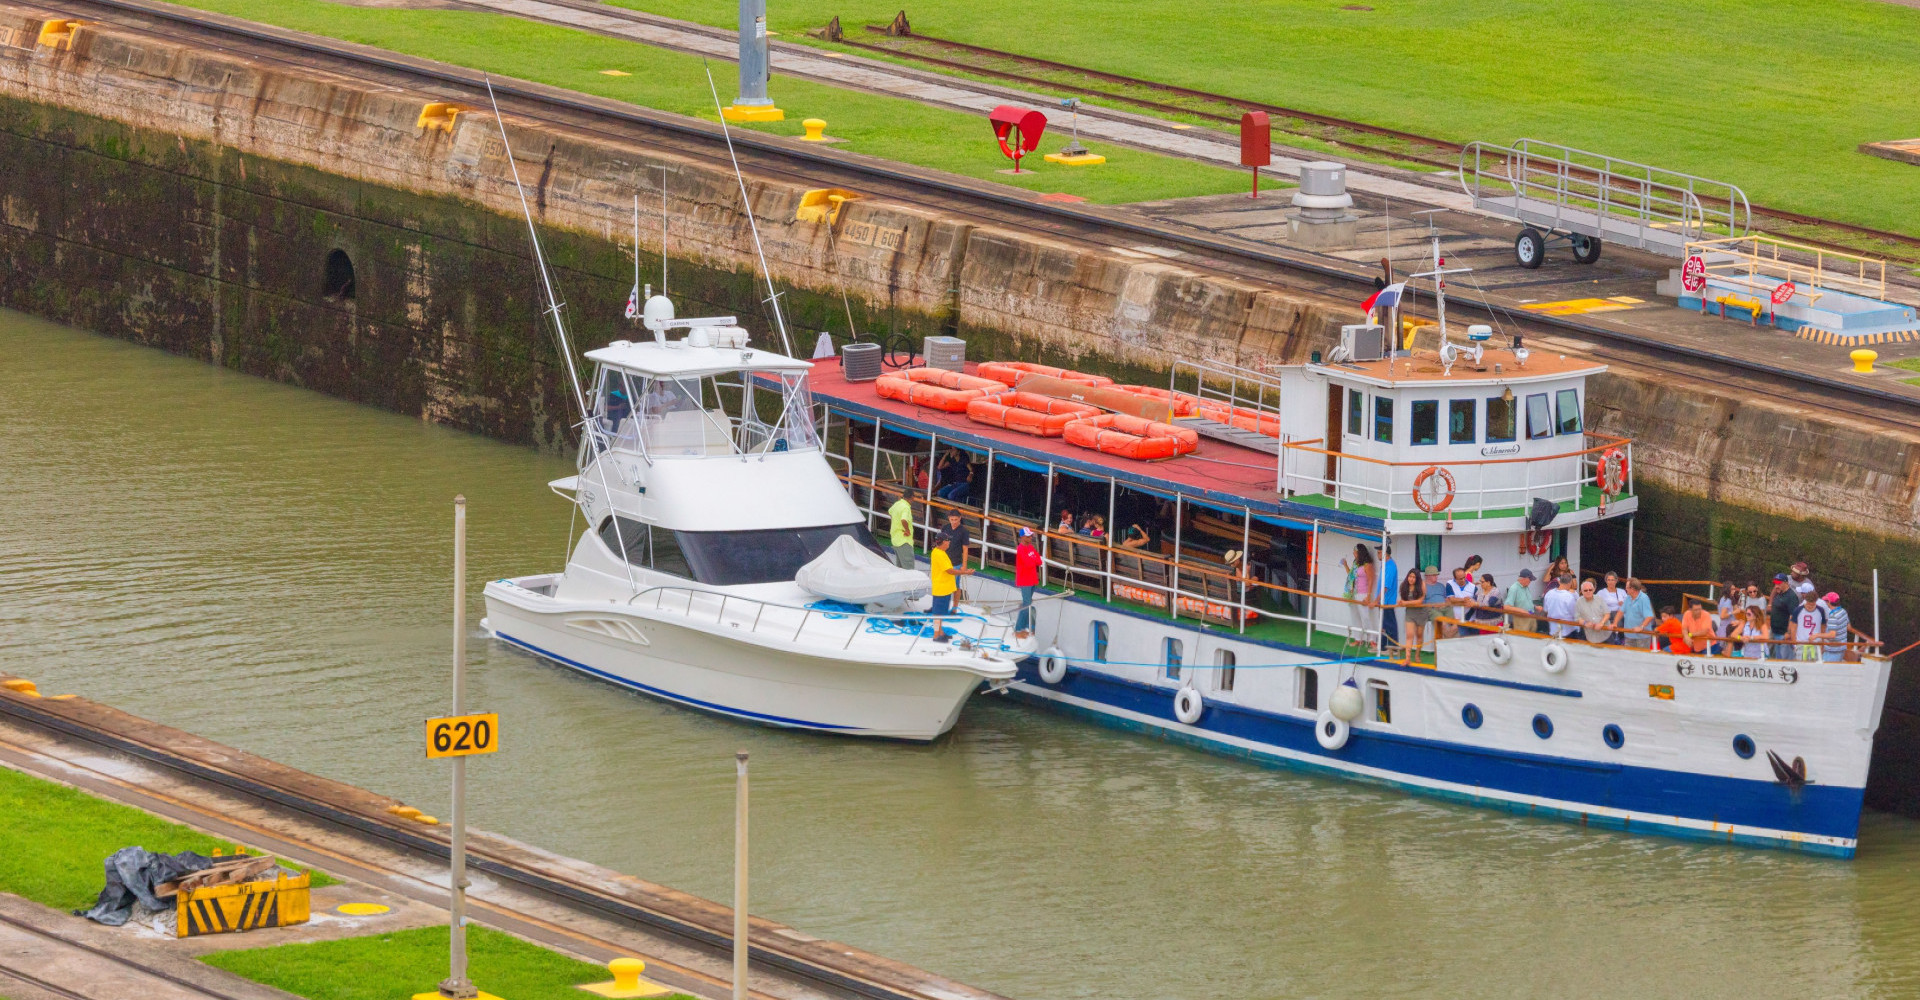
[483,577,1014,741]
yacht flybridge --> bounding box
[483,294,1028,739]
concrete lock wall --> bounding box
[4,11,1920,812]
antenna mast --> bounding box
[703,62,793,357]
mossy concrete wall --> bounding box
[3,10,1918,814]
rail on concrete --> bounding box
[1460,139,1751,256]
[1686,234,1888,301]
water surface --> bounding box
[2,310,1916,999]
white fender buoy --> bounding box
[1037,648,1068,684]
[1315,709,1350,750]
[1541,642,1570,674]
[1489,635,1513,666]
[1174,686,1205,725]
[1330,678,1364,722]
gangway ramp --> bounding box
[1461,139,1750,267]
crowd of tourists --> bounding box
[1342,547,1865,663]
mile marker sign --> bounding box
[426,713,499,759]
[1681,255,1706,293]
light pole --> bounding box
[721,0,783,122]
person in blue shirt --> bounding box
[1378,545,1400,651]
[1620,577,1656,649]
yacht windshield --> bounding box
[677,523,880,586]
[585,367,820,461]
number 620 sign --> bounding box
[425,713,499,759]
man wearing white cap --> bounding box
[1014,526,1041,638]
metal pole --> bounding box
[733,750,750,1000]
[1873,568,1882,643]
[1626,515,1635,580]
[979,449,995,570]
[1040,462,1055,588]
[734,0,772,109]
[441,496,475,1000]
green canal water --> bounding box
[3,310,1918,999]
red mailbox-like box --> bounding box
[1240,111,1271,167]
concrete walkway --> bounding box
[0,892,301,1000]
[447,0,1470,208]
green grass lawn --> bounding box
[619,0,1920,237]
[203,924,694,1000]
[169,0,1250,205]
[0,765,332,912]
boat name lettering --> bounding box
[1673,658,1798,684]
[1479,443,1522,457]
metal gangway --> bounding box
[1460,139,1750,267]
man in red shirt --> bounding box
[1014,526,1041,638]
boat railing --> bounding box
[1279,434,1633,518]
[1168,358,1285,420]
[623,584,1022,656]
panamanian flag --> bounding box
[623,283,640,320]
[1362,281,1405,316]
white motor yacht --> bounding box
[483,296,1027,740]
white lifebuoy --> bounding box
[1037,648,1068,684]
[1541,642,1570,674]
[1489,635,1513,666]
[1330,678,1364,722]
[1315,709,1351,750]
[1174,686,1205,725]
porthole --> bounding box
[1733,734,1756,759]
[1532,713,1554,739]
[1602,724,1624,750]
[1461,703,1483,729]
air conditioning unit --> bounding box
[841,341,883,382]
[922,335,966,372]
[1340,324,1386,362]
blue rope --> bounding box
[1047,653,1385,670]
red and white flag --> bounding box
[623,283,640,320]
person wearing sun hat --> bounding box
[1821,591,1852,662]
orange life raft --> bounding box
[875,367,1010,412]
[1063,413,1200,460]
[965,391,1102,437]
[976,361,1115,389]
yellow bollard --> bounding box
[2,678,40,697]
[579,956,673,997]
[800,118,828,142]
[1851,348,1877,373]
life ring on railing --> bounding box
[1315,709,1351,750]
[1173,686,1205,725]
[1489,635,1513,666]
[1541,641,1570,675]
[1037,648,1068,684]
[1597,447,1629,497]
[1525,530,1554,557]
[1412,466,1456,513]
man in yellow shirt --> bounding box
[928,536,972,642]
[887,491,915,569]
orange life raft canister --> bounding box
[1110,385,1204,417]
[976,361,1115,389]
[875,367,1010,412]
[966,391,1102,437]
[1197,401,1281,438]
[1062,413,1200,460]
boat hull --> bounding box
[484,584,1004,741]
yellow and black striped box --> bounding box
[176,872,311,937]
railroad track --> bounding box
[0,910,259,1000]
[32,0,1920,432]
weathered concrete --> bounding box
[2,9,1918,810]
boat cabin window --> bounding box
[1216,650,1236,692]
[1410,400,1438,446]
[1297,667,1319,712]
[1373,396,1394,444]
[1345,388,1364,437]
[676,523,878,586]
[1164,637,1184,681]
[1525,393,1553,440]
[591,368,820,459]
[596,515,690,578]
[1485,395,1516,443]
[1555,389,1582,435]
[1369,679,1392,724]
[1448,400,1476,444]
[1092,621,1110,662]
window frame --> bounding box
[1164,636,1184,682]
[1448,399,1477,445]
[1555,388,1582,436]
[1485,395,1517,443]
[1410,399,1439,446]
[1524,392,1554,441]
[1216,650,1236,693]
[1345,388,1365,438]
[1368,678,1393,724]
[1373,395,1394,444]
[1297,668,1319,712]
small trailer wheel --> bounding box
[1571,233,1603,264]
[1515,228,1546,269]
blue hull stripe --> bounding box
[1015,661,1863,854]
[496,631,860,731]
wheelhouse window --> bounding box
[1410,400,1438,445]
[1555,389,1582,435]
[1373,396,1394,444]
[1485,395,1516,443]
[676,523,878,586]
[1525,393,1553,440]
[596,515,690,577]
[1345,388,1364,437]
[593,366,820,460]
[1164,637,1184,681]
[1448,400,1477,444]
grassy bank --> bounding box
[621,0,1920,237]
[0,765,331,912]
[203,924,695,1000]
[167,0,1249,205]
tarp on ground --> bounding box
[75,846,219,926]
